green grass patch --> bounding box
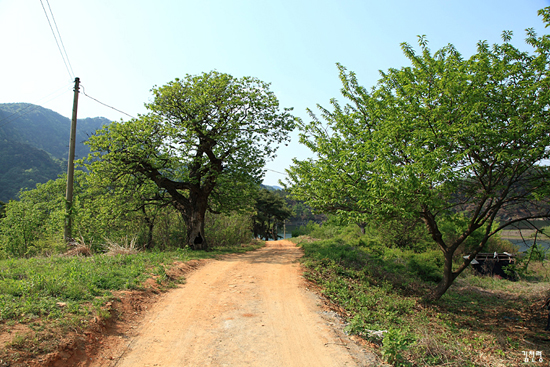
[0,240,264,364]
[0,240,264,323]
[295,234,550,366]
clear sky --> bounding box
[1,0,549,186]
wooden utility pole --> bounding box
[64,77,80,242]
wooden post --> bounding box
[64,77,80,242]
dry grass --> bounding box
[104,236,140,256]
[63,237,92,257]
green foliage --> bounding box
[289,201,316,223]
[0,169,256,258]
[407,252,443,283]
[0,103,109,160]
[292,219,363,240]
[0,254,148,320]
[382,327,415,366]
[482,236,519,254]
[205,211,253,247]
[298,236,421,351]
[0,175,70,257]
[85,71,296,249]
[291,221,320,237]
[299,226,550,365]
[0,140,65,202]
[360,217,431,252]
[504,241,550,279]
[252,188,292,240]
[0,239,263,322]
[288,15,550,299]
[74,170,171,251]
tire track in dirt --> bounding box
[90,240,379,367]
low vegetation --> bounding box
[293,222,550,366]
[0,169,264,363]
[0,170,257,259]
[2,8,550,367]
[0,238,264,364]
[286,10,550,301]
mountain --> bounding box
[0,103,110,202]
[261,184,283,191]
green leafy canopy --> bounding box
[287,9,550,300]
[84,71,297,249]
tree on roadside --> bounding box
[287,10,550,300]
[252,188,293,240]
[0,173,82,257]
[82,171,170,250]
[86,71,296,250]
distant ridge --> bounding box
[0,103,110,201]
[261,184,283,191]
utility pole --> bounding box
[64,77,80,242]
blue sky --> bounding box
[1,0,549,186]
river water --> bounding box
[506,239,550,253]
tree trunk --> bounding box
[252,220,260,238]
[184,195,209,250]
[357,222,366,235]
[273,222,278,240]
[146,220,154,249]
[142,207,155,250]
[425,250,456,302]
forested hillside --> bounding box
[0,103,109,201]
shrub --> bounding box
[382,327,415,366]
[0,170,256,258]
[291,221,321,237]
[205,212,253,247]
[407,251,444,283]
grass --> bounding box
[0,240,264,364]
[292,235,550,366]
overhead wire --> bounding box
[80,84,136,119]
[9,4,132,131]
[266,168,288,176]
[39,0,74,80]
[45,0,75,79]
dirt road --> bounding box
[90,240,378,367]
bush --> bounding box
[205,212,253,247]
[0,171,256,258]
[0,179,67,257]
[291,221,321,237]
[369,217,431,253]
[407,251,443,283]
[382,327,415,366]
[483,235,520,254]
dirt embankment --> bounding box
[74,240,380,367]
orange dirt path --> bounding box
[90,240,378,367]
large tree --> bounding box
[86,71,296,250]
[287,12,550,300]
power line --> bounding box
[0,84,135,129]
[266,168,288,176]
[39,0,74,80]
[81,87,135,119]
[45,0,75,79]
